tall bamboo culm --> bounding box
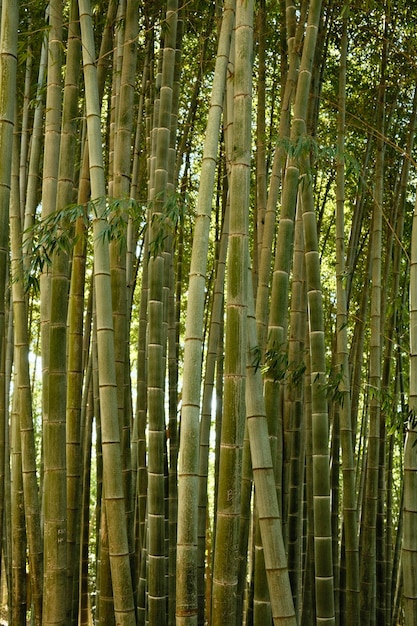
[359,20,388,624]
[211,2,252,623]
[41,3,65,618]
[335,8,360,624]
[146,1,178,623]
[78,0,136,622]
[0,1,18,613]
[176,2,235,624]
[403,150,417,626]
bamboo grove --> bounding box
[1,0,417,624]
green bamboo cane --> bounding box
[111,0,139,567]
[9,127,25,621]
[69,2,119,612]
[296,10,338,607]
[300,310,316,626]
[212,268,225,576]
[246,268,297,626]
[40,5,65,619]
[67,7,120,610]
[0,0,18,611]
[166,18,184,626]
[252,506,271,623]
[44,257,69,625]
[392,484,404,626]
[2,310,13,624]
[211,2,252,623]
[237,418,253,624]
[286,204,306,617]
[67,127,93,624]
[134,66,152,619]
[108,0,125,199]
[0,0,16,355]
[378,88,417,626]
[345,132,372,308]
[66,211,87,625]
[301,172,335,625]
[91,301,115,626]
[167,243,178,626]
[359,31,387,625]
[0,326,5,610]
[10,127,43,626]
[146,2,178,623]
[78,0,136,622]
[263,0,323,519]
[23,30,47,256]
[0,324,5,615]
[197,201,229,625]
[19,43,32,219]
[79,361,94,626]
[174,8,215,183]
[253,0,267,291]
[255,0,298,356]
[383,86,417,625]
[402,161,417,626]
[10,389,26,624]
[133,232,149,581]
[39,6,63,485]
[97,502,115,626]
[46,3,82,621]
[176,2,235,623]
[385,424,395,624]
[335,10,360,624]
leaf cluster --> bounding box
[24,203,87,291]
[24,196,145,291]
[263,346,306,388]
[148,189,194,258]
[93,196,145,248]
